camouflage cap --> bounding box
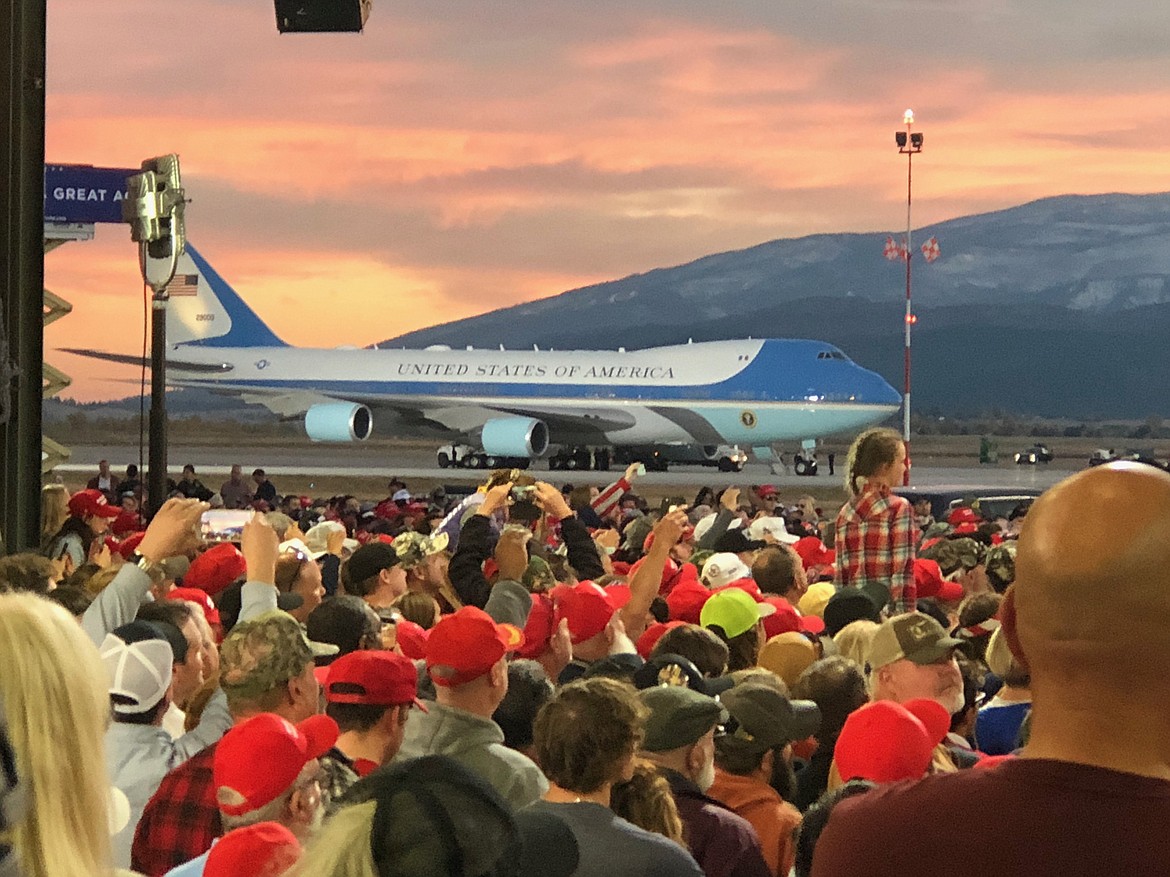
[393,531,450,569]
[688,549,716,576]
[219,611,316,705]
[919,537,986,575]
[984,541,1017,592]
[922,521,953,541]
[622,516,654,554]
[521,556,556,592]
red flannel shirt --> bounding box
[833,486,916,613]
[131,742,222,876]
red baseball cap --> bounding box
[761,598,824,638]
[167,587,221,626]
[720,577,763,600]
[69,489,120,519]
[324,650,427,712]
[116,531,146,560]
[425,607,524,687]
[204,823,301,877]
[551,581,623,645]
[757,485,778,499]
[834,698,948,784]
[793,537,836,571]
[635,620,687,659]
[913,558,964,602]
[516,593,554,660]
[947,507,980,526]
[111,511,144,537]
[394,619,431,661]
[628,555,683,596]
[214,713,339,817]
[185,543,248,597]
[666,577,713,624]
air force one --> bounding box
[68,245,901,471]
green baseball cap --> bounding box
[699,589,776,639]
[639,686,728,752]
[868,612,964,671]
[719,683,822,749]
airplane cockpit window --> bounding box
[817,350,850,361]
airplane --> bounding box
[66,244,902,471]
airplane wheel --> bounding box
[437,452,451,469]
[484,456,500,469]
[794,459,809,476]
[473,455,488,469]
[717,457,736,472]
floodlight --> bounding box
[275,0,370,33]
[122,154,186,262]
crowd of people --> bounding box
[1,427,1168,877]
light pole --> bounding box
[895,109,922,485]
[122,154,186,517]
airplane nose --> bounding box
[862,368,902,407]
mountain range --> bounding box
[383,193,1170,419]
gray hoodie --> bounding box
[394,701,547,809]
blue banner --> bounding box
[44,164,139,224]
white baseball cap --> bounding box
[748,516,800,544]
[701,553,751,589]
[101,627,173,714]
[693,512,743,544]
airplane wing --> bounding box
[417,402,633,444]
[230,387,629,444]
[60,346,631,444]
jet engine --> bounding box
[480,417,549,458]
[304,402,373,442]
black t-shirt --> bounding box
[812,758,1170,877]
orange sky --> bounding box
[45,1,1170,400]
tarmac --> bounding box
[56,444,1076,492]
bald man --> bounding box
[810,463,1170,877]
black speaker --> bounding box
[274,0,370,33]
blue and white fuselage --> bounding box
[70,245,901,453]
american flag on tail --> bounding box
[166,274,199,296]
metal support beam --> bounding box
[148,294,168,516]
[0,0,47,552]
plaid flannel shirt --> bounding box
[131,742,222,877]
[834,486,917,613]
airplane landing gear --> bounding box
[548,447,610,471]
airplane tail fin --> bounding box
[166,245,288,348]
